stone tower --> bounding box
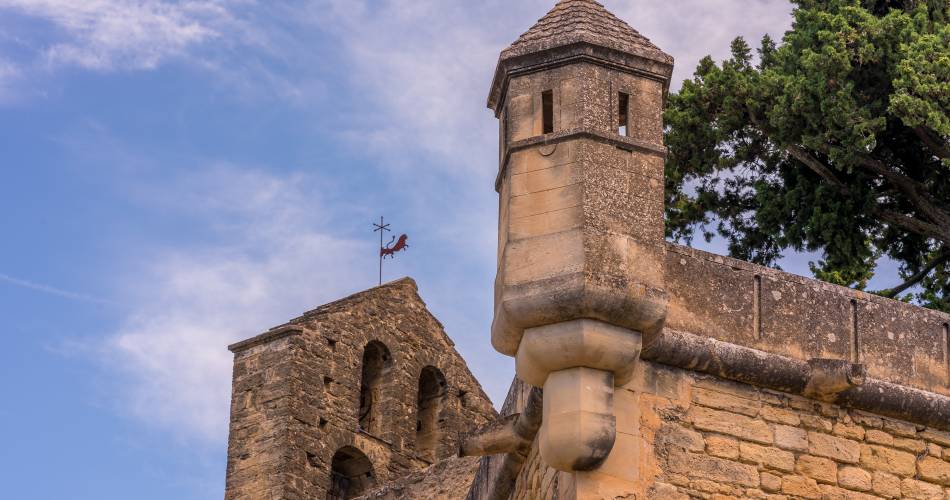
[223,279,496,500]
[487,0,673,473]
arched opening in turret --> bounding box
[327,446,376,500]
[358,341,392,435]
[415,365,447,461]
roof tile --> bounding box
[502,0,672,64]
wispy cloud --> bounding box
[607,0,793,86]
[101,163,369,442]
[0,272,114,304]
[0,0,224,70]
[0,0,313,102]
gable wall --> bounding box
[224,279,496,499]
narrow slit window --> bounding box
[541,90,554,134]
[618,92,629,136]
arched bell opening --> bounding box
[415,365,447,461]
[327,446,376,500]
[358,341,393,436]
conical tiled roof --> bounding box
[501,0,672,64]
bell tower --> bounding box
[488,0,673,473]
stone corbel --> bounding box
[515,319,643,471]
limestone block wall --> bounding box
[665,244,950,397]
[510,360,950,499]
[224,278,496,500]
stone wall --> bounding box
[666,244,950,397]
[509,359,950,499]
[224,330,299,499]
[224,278,497,500]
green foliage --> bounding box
[665,0,950,311]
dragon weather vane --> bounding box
[373,216,409,286]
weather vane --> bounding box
[373,216,409,285]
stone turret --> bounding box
[488,0,674,473]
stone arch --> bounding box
[327,446,376,500]
[358,340,393,436]
[415,365,448,461]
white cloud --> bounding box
[0,0,330,103]
[607,0,794,87]
[103,163,369,442]
[0,0,225,70]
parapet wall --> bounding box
[665,243,950,397]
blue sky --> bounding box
[0,1,826,498]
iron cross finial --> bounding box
[373,217,391,286]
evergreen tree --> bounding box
[665,0,950,310]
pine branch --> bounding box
[914,126,950,160]
[749,110,950,247]
[876,209,950,244]
[784,144,851,194]
[856,153,950,230]
[877,249,950,298]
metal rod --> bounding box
[379,216,383,286]
[372,216,390,287]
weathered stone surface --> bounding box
[355,456,482,500]
[684,453,760,487]
[775,424,809,452]
[796,455,838,484]
[838,466,873,492]
[761,406,800,426]
[901,478,945,499]
[918,456,950,486]
[860,444,917,477]
[706,435,740,459]
[834,422,867,441]
[818,484,879,500]
[740,442,795,472]
[872,471,903,498]
[808,432,861,464]
[866,429,895,446]
[782,475,822,498]
[693,386,761,417]
[690,407,773,444]
[760,472,782,492]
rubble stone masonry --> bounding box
[224,278,496,499]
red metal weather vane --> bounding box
[373,216,409,285]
